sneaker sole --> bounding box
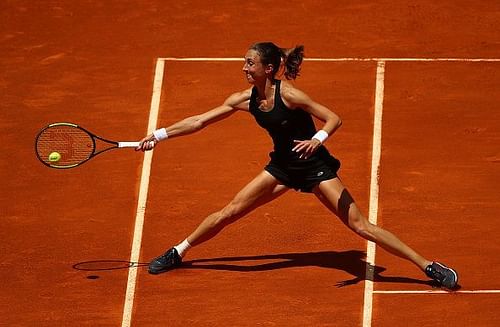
[148,262,182,275]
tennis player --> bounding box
[137,42,458,289]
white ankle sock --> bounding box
[174,239,192,258]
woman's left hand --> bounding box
[292,139,321,159]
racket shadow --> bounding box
[182,250,435,288]
[72,260,149,271]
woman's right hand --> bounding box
[135,134,158,152]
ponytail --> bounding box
[280,45,304,80]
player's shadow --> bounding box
[183,250,435,288]
[72,251,438,287]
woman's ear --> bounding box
[265,64,274,75]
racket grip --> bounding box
[118,141,141,148]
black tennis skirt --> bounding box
[264,146,341,193]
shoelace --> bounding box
[428,266,445,280]
[154,253,171,264]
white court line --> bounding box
[160,57,500,62]
[374,290,500,294]
[362,61,386,327]
[121,59,165,327]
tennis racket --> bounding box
[35,122,140,169]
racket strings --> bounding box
[36,126,95,166]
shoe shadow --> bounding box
[183,250,434,288]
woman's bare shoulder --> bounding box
[225,87,253,110]
[279,80,310,109]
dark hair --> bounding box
[250,42,305,80]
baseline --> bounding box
[160,57,500,62]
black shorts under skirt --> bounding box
[264,147,341,193]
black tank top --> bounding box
[249,80,317,159]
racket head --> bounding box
[35,122,96,168]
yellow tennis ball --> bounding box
[48,151,61,162]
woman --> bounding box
[137,42,458,289]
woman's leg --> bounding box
[187,170,288,246]
[313,177,431,271]
[149,171,288,274]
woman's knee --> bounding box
[215,201,244,226]
[348,213,374,239]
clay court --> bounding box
[1,1,500,326]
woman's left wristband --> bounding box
[312,130,328,144]
[153,128,169,141]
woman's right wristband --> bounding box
[153,128,169,141]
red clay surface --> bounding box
[1,1,499,326]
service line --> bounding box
[374,289,500,294]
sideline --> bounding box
[121,59,165,327]
[362,61,386,327]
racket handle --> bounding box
[118,141,141,148]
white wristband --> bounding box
[153,128,168,141]
[312,130,328,144]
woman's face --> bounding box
[242,49,271,84]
